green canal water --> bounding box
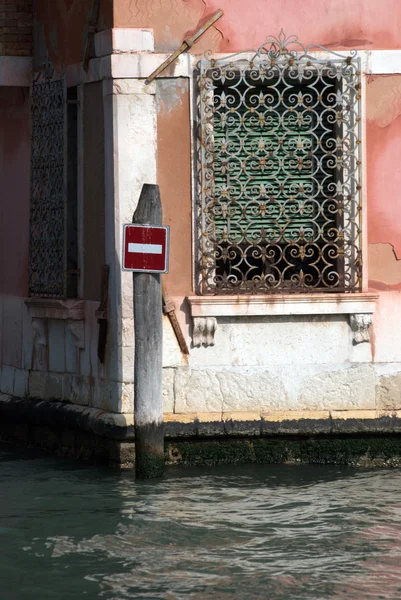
[1,443,401,599]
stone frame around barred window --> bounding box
[193,34,365,297]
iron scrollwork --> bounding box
[196,31,362,295]
[29,59,67,298]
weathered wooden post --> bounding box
[132,184,164,478]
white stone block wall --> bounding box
[161,293,401,415]
[102,78,157,413]
[0,295,138,413]
[3,292,401,416]
[161,315,373,414]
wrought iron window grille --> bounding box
[28,56,78,298]
[196,31,362,295]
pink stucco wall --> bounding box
[366,75,401,294]
[0,87,30,297]
[133,0,401,357]
[367,76,401,255]
[35,0,401,59]
[114,0,401,52]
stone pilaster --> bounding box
[103,43,157,412]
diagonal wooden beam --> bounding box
[162,283,189,355]
[145,9,224,85]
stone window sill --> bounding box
[25,298,84,320]
[186,293,378,347]
[187,293,378,318]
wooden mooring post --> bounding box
[132,184,164,478]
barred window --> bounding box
[196,34,362,295]
[29,68,78,298]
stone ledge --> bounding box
[25,298,85,320]
[3,396,401,467]
[0,394,134,441]
[166,409,401,436]
[187,293,378,318]
[2,396,401,442]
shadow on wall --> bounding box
[0,87,31,298]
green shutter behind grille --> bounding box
[212,78,335,245]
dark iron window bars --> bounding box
[196,32,362,295]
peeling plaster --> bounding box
[156,79,188,114]
[367,75,401,258]
[390,243,401,262]
[368,243,401,288]
[367,75,401,128]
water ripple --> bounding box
[1,446,401,599]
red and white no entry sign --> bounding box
[122,224,170,273]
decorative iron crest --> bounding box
[29,61,67,298]
[196,32,362,295]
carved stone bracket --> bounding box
[32,317,48,371]
[193,317,217,347]
[349,313,372,345]
[32,317,47,346]
[66,320,85,349]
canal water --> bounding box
[1,443,401,600]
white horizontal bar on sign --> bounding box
[128,243,162,254]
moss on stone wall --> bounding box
[3,396,401,468]
[166,437,401,468]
